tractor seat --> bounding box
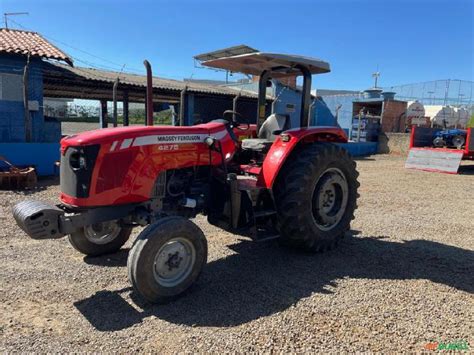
[242,114,290,152]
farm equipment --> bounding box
[13,52,359,303]
[432,129,467,149]
[0,156,37,190]
[406,126,473,174]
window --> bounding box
[0,73,23,101]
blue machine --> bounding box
[432,129,467,149]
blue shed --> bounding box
[0,28,73,175]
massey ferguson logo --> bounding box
[156,135,202,143]
[109,130,228,152]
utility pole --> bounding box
[4,12,29,28]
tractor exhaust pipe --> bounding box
[144,60,154,126]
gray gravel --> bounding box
[1,155,473,352]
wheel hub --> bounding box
[312,168,349,231]
[165,251,183,270]
[84,221,120,245]
[153,238,196,287]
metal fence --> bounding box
[384,79,473,109]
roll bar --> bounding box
[257,64,312,131]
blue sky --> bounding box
[1,0,472,90]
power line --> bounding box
[5,18,183,80]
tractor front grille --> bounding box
[60,145,100,198]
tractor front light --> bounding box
[69,150,87,170]
[204,136,216,147]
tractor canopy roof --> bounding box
[202,52,330,78]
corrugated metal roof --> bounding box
[0,28,73,65]
[44,62,258,98]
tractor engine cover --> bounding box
[12,200,65,240]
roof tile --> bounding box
[0,28,73,65]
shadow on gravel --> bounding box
[9,177,59,195]
[458,163,474,175]
[83,249,130,267]
[74,233,474,331]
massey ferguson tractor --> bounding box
[13,52,359,303]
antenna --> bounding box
[372,66,380,88]
[4,12,29,29]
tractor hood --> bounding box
[60,122,228,153]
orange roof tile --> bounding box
[0,28,73,65]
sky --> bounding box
[0,0,472,90]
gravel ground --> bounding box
[1,155,473,352]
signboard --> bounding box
[286,103,296,113]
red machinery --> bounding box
[13,52,359,303]
[406,126,473,174]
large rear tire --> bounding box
[127,216,207,304]
[274,143,359,252]
[68,221,132,256]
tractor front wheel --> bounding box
[274,143,359,252]
[127,216,207,303]
[68,221,132,256]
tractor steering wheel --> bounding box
[222,110,250,131]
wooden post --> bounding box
[23,54,31,142]
[179,86,187,126]
[112,78,119,127]
[100,100,108,128]
[123,90,129,126]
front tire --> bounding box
[127,216,207,304]
[274,143,359,252]
[68,221,132,256]
[452,135,465,149]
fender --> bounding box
[257,126,348,188]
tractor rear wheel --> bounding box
[127,216,207,303]
[274,143,359,252]
[68,221,132,256]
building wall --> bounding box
[381,100,408,132]
[317,94,362,129]
[0,54,45,143]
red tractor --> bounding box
[13,52,359,303]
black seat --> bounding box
[242,114,290,152]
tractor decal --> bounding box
[108,130,229,152]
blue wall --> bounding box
[317,94,362,130]
[0,143,60,175]
[0,55,46,143]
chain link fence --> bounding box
[384,79,473,110]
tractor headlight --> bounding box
[69,150,87,170]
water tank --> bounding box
[363,88,383,99]
[406,101,425,121]
[424,105,457,127]
[454,107,469,128]
[381,91,396,100]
